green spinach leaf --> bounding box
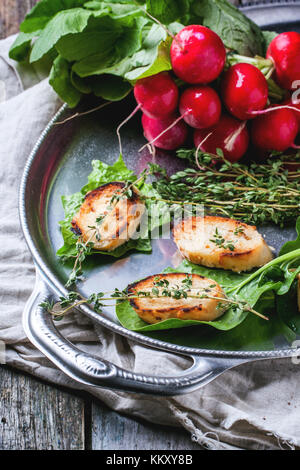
[72,22,170,81]
[190,0,265,56]
[9,31,41,61]
[141,298,295,351]
[30,8,93,62]
[262,30,278,53]
[92,75,132,100]
[279,217,300,256]
[49,55,82,107]
[116,298,249,332]
[81,154,136,194]
[146,0,190,24]
[86,1,143,20]
[20,0,87,33]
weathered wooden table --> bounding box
[0,0,201,450]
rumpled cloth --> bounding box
[1,33,300,451]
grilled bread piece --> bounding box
[71,182,145,251]
[128,273,227,323]
[173,216,273,272]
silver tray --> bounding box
[20,1,300,395]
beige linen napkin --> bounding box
[1,34,300,451]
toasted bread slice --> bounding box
[71,182,145,251]
[173,216,273,272]
[128,273,227,323]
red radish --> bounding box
[251,107,298,152]
[170,25,226,84]
[221,63,300,122]
[267,32,300,90]
[179,86,221,129]
[194,115,249,162]
[133,72,179,118]
[140,85,221,149]
[117,72,179,154]
[221,63,269,120]
[141,113,188,150]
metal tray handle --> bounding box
[23,276,248,395]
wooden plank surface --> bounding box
[91,403,200,451]
[0,366,85,450]
[0,0,39,39]
[0,365,199,450]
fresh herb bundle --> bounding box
[152,149,300,227]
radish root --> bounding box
[252,104,300,116]
[116,103,141,155]
[139,112,188,152]
[195,133,213,169]
[55,101,112,125]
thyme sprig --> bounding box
[210,228,235,251]
[63,239,94,287]
[152,149,300,226]
[39,276,268,322]
[109,169,148,205]
[234,226,245,236]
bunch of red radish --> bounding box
[133,25,300,162]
